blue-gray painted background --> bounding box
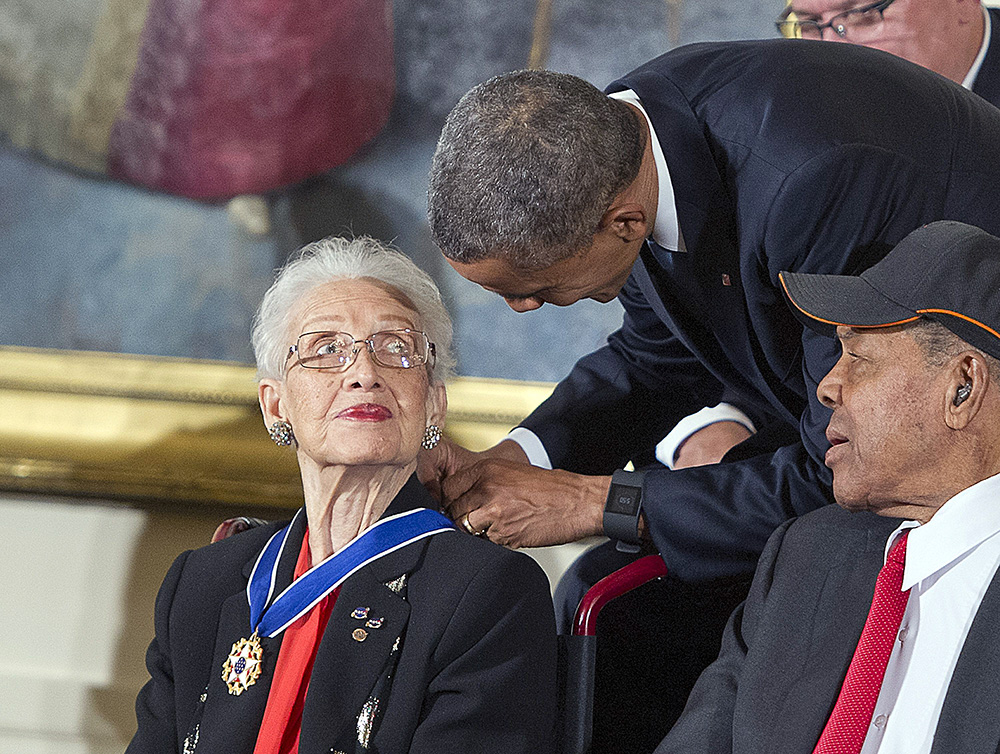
[0,0,774,381]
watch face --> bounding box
[606,484,641,515]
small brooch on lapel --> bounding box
[384,574,407,595]
[351,606,370,620]
[353,628,368,642]
[721,273,732,286]
[365,617,384,629]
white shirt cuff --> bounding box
[505,427,553,470]
[655,403,757,470]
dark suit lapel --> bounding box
[298,535,427,752]
[617,68,776,413]
[635,244,760,409]
[931,566,1000,754]
[768,524,887,753]
[195,512,305,753]
[299,476,443,752]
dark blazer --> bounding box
[127,477,558,754]
[519,40,1000,581]
[657,503,1000,753]
[972,7,1000,106]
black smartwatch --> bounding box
[603,469,645,554]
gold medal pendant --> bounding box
[221,630,263,695]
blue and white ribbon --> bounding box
[246,507,455,637]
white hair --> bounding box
[252,236,455,383]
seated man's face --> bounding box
[785,0,972,80]
[816,326,951,518]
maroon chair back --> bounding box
[211,516,268,544]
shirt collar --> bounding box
[607,89,685,252]
[889,471,1000,591]
[962,4,991,90]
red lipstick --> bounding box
[337,403,392,422]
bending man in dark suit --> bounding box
[673,0,1000,471]
[659,220,1000,753]
[424,40,1000,586]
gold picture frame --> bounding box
[0,346,553,510]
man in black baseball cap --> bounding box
[659,221,1000,753]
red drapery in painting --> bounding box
[108,0,394,199]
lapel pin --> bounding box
[351,607,370,620]
[353,628,368,642]
[721,274,732,286]
[365,617,384,629]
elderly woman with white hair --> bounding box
[127,237,557,754]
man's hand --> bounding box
[440,459,608,548]
[418,438,532,499]
[673,420,752,469]
[417,437,481,502]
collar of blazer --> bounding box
[195,475,443,753]
[971,7,1000,105]
[607,68,734,275]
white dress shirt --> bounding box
[861,471,1000,753]
[962,5,992,90]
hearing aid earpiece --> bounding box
[954,381,973,407]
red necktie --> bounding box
[813,531,910,754]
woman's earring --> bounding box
[269,420,295,447]
[421,424,442,450]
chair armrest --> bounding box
[572,554,668,636]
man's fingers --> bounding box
[457,508,490,537]
[441,459,491,510]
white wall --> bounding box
[0,494,224,753]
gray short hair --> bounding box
[908,319,1000,381]
[252,236,455,383]
[428,69,644,270]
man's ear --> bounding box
[600,202,649,243]
[944,353,990,430]
[258,379,285,430]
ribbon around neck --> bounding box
[246,507,455,637]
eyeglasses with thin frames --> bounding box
[775,0,896,41]
[285,329,436,372]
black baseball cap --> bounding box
[778,221,1000,360]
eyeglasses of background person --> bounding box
[776,0,896,40]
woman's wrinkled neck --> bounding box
[299,460,416,564]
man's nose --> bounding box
[816,361,843,408]
[506,297,544,313]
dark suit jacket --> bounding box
[657,504,1000,753]
[519,40,1000,581]
[127,477,558,754]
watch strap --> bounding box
[603,469,645,550]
